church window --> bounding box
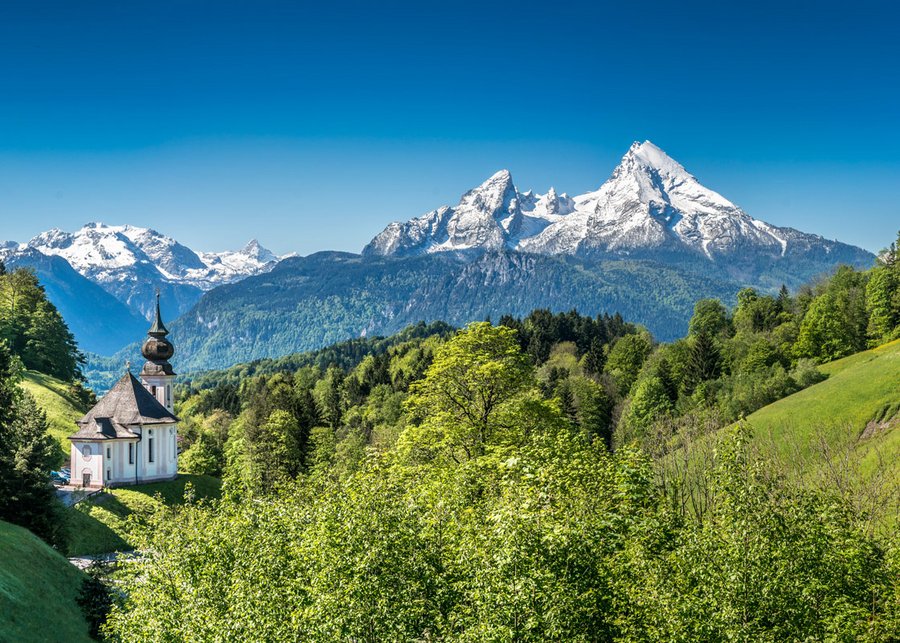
[148,438,155,463]
[129,443,134,464]
[82,445,92,461]
[106,447,111,458]
[107,468,111,481]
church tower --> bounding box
[140,291,176,413]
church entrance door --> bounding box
[83,472,91,487]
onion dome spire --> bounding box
[141,290,175,376]
[148,289,169,337]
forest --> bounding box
[1,234,900,639]
[103,235,900,640]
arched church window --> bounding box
[82,445,92,461]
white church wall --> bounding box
[137,424,178,482]
[110,439,140,485]
[70,441,104,488]
[141,374,174,413]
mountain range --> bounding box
[365,141,871,285]
[1,224,283,353]
[3,141,875,376]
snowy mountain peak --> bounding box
[364,141,871,267]
[239,239,277,263]
[5,223,288,321]
[623,140,689,178]
[459,169,517,216]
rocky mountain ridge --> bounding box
[364,142,872,277]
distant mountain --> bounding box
[365,141,873,287]
[3,249,148,355]
[1,224,286,354]
[168,250,741,372]
[7,142,877,375]
[13,223,282,319]
[158,141,874,374]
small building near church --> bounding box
[68,294,179,488]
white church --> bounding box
[69,294,179,488]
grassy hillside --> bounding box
[0,520,92,643]
[744,338,900,474]
[19,370,86,467]
[65,474,222,556]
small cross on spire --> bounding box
[125,359,131,372]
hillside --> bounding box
[20,371,86,466]
[0,520,92,643]
[745,339,900,469]
[65,474,222,556]
[742,339,900,524]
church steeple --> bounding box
[141,291,175,377]
[140,291,176,413]
[148,290,169,337]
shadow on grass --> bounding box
[63,475,222,557]
[64,501,129,557]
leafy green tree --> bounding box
[866,264,898,341]
[604,330,653,394]
[624,376,673,438]
[401,322,532,462]
[795,290,862,361]
[688,298,731,338]
[180,434,221,476]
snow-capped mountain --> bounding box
[2,223,284,320]
[364,141,872,272]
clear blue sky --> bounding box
[0,0,897,255]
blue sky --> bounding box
[0,0,897,255]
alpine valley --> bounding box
[3,141,874,376]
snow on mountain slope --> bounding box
[364,141,870,268]
[364,170,520,256]
[3,223,284,320]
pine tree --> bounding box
[777,284,791,313]
[686,332,722,389]
[0,345,66,547]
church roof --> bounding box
[74,372,179,431]
[69,417,139,441]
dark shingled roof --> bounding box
[75,372,178,429]
[69,417,139,441]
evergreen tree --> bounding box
[686,331,722,390]
[776,284,791,312]
[0,357,66,548]
[0,267,83,380]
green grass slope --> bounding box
[20,370,85,467]
[744,338,900,480]
[65,474,222,556]
[0,520,91,643]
